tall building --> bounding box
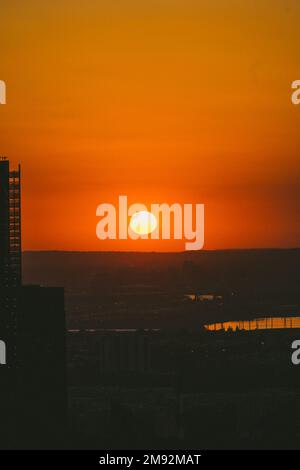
[0,158,21,288]
[0,158,66,449]
[0,158,20,366]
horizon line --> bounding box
[22,247,300,254]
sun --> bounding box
[129,211,157,236]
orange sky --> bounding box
[0,0,300,251]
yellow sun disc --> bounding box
[130,211,157,236]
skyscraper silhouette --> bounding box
[0,158,21,288]
[0,158,66,449]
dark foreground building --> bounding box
[0,159,66,449]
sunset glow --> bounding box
[0,1,299,251]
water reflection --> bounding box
[185,293,222,302]
[205,317,300,332]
